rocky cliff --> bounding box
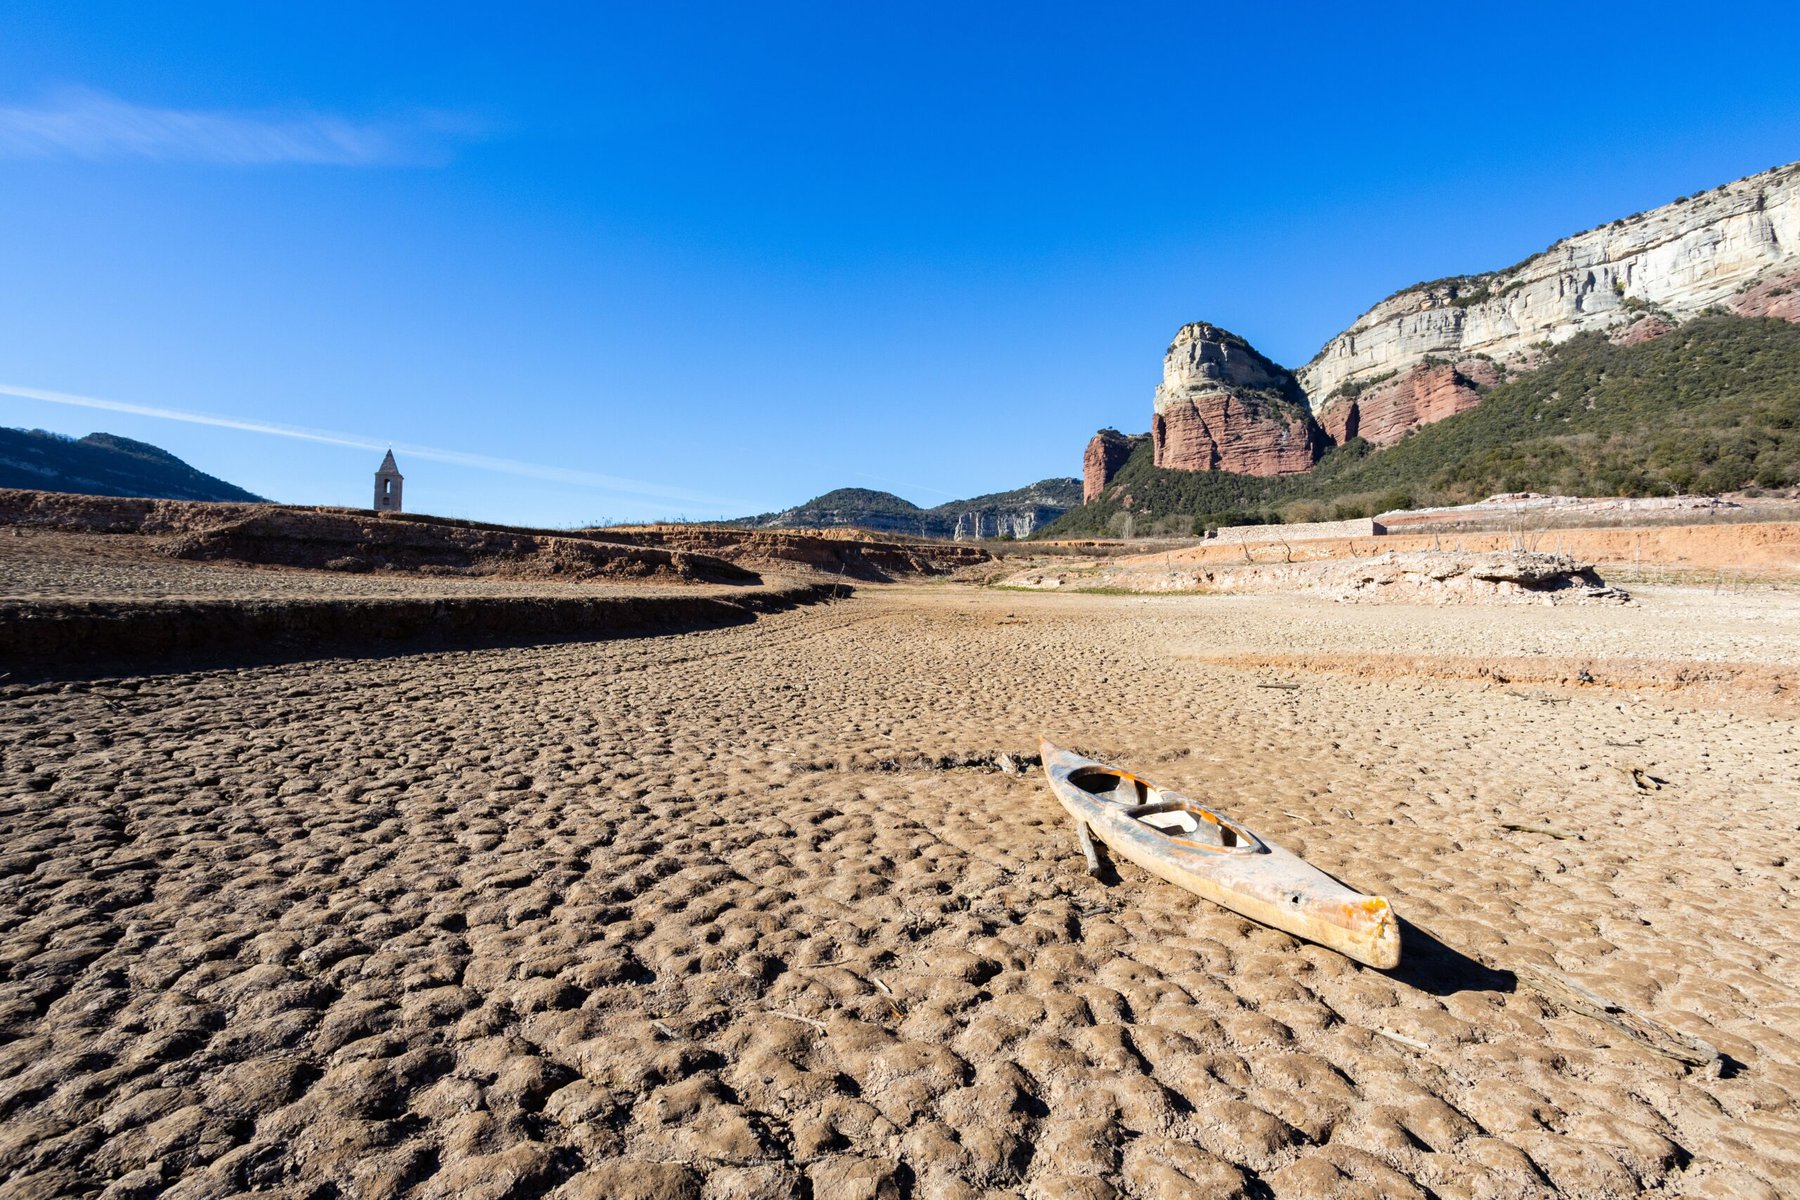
[1097,159,1800,491]
[1150,323,1320,476]
[939,477,1081,538]
[1317,359,1500,448]
[1301,161,1800,430]
[1083,429,1149,502]
[1056,313,1800,536]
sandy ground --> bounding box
[3,584,1798,1198]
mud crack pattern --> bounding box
[2,587,1796,1198]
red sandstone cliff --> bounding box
[1083,429,1149,501]
[1318,360,1499,448]
[1150,323,1321,476]
[1608,315,1677,347]
[1154,396,1318,474]
[1729,268,1800,323]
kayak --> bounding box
[1039,738,1401,968]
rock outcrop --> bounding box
[1151,323,1320,475]
[1083,429,1148,502]
[938,478,1080,539]
[1302,162,1800,431]
[1608,315,1677,346]
[1318,359,1500,447]
[1728,267,1800,323]
[1095,159,1800,490]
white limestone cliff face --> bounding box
[1300,161,1800,420]
[952,509,1043,540]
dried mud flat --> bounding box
[3,584,1798,1199]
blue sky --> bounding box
[3,3,1798,526]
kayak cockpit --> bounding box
[1125,800,1265,854]
[1068,766,1151,804]
[1066,767,1265,855]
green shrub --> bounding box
[1279,499,1330,524]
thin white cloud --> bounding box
[0,88,484,166]
[847,471,959,501]
[0,382,744,510]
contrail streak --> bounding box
[0,382,743,509]
[0,88,485,167]
[847,471,959,501]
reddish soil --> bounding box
[1138,522,1800,579]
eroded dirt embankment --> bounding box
[0,580,844,675]
[0,490,997,672]
[0,489,757,585]
[589,525,990,580]
[0,489,993,584]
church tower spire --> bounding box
[374,450,404,513]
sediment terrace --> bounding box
[0,526,841,672]
[0,493,996,671]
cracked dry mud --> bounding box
[2,585,1797,1199]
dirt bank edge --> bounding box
[2,580,847,676]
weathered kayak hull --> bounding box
[1040,738,1401,969]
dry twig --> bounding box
[1500,822,1582,840]
[1375,1027,1431,1052]
[767,1009,829,1032]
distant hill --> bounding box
[736,478,1081,539]
[1045,314,1800,537]
[0,428,267,503]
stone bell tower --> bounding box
[373,450,403,513]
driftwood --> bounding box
[1256,682,1302,691]
[1494,956,1721,1073]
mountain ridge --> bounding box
[0,428,267,503]
[1086,157,1800,498]
[732,477,1081,539]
